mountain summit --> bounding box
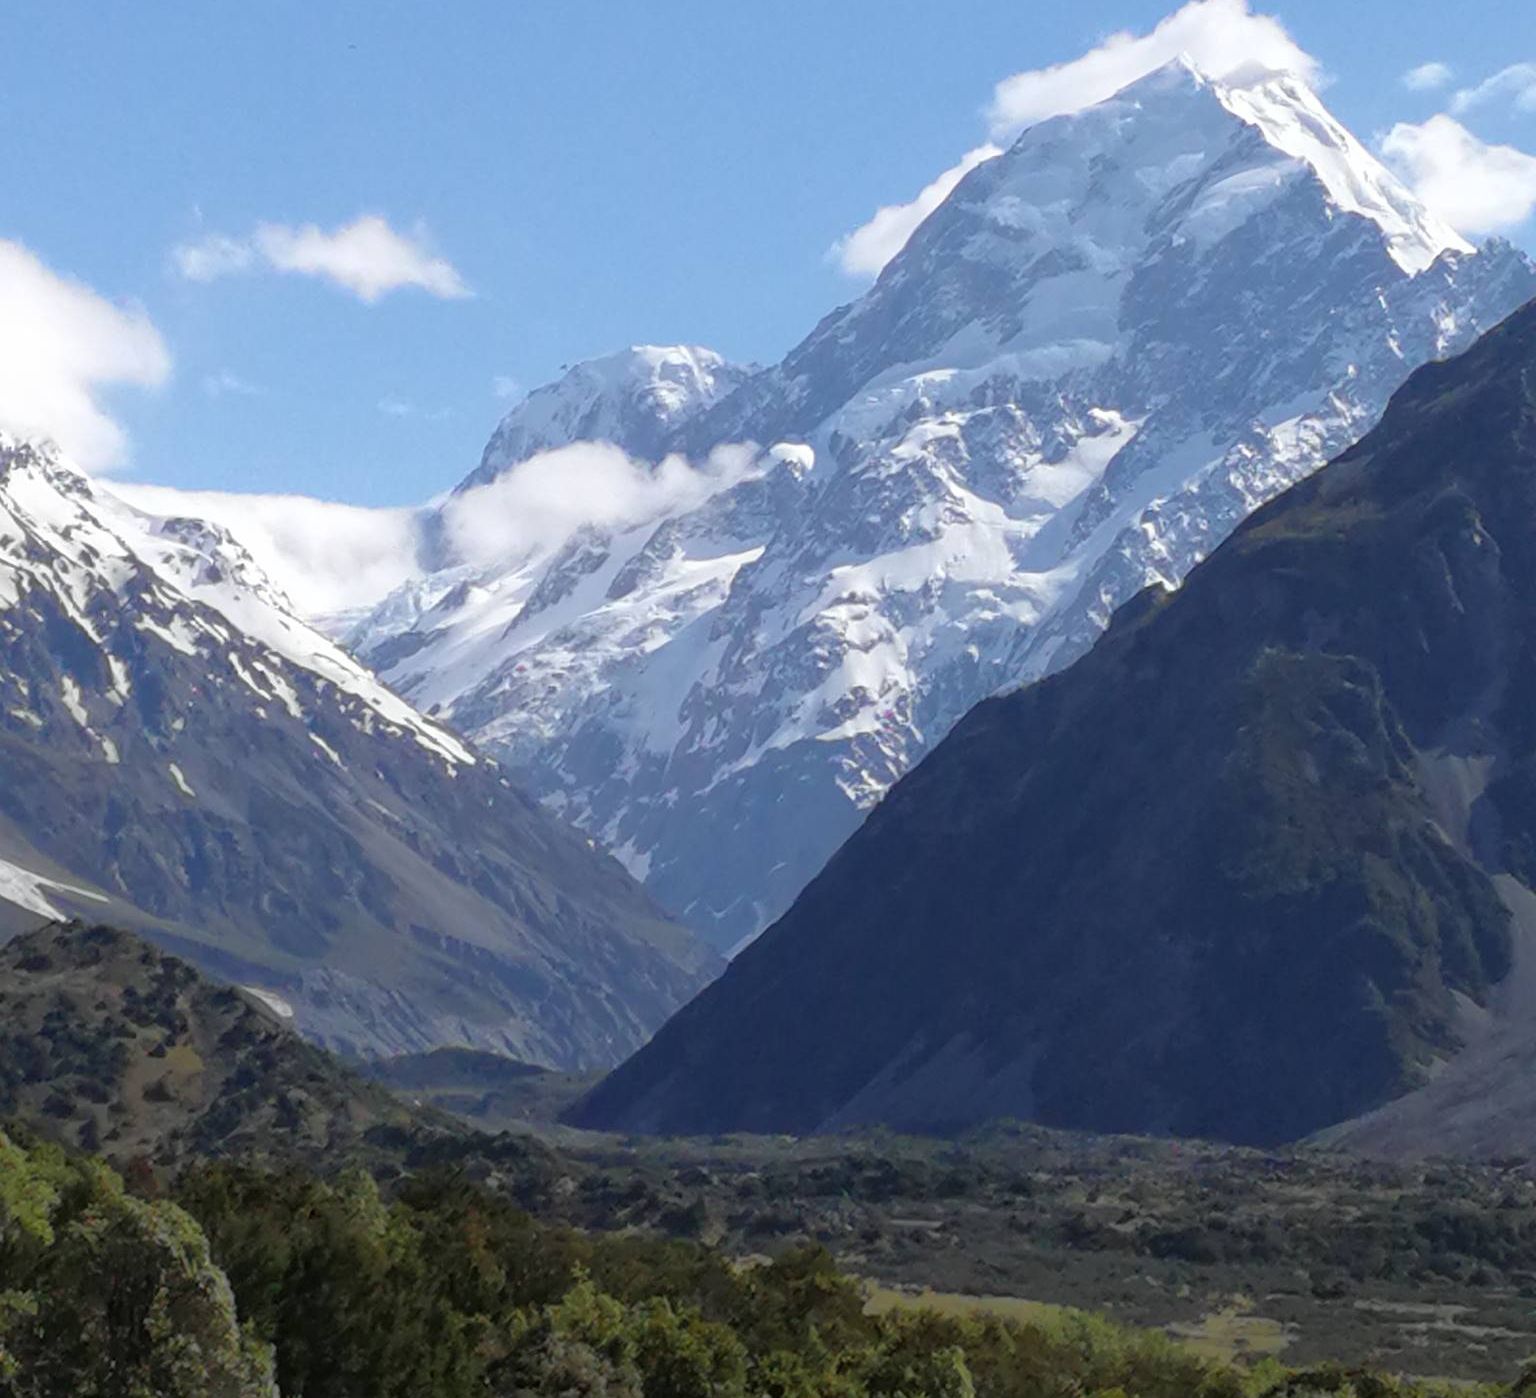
[355,62,1536,951]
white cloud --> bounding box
[1381,115,1536,235]
[492,374,522,401]
[986,0,1318,140]
[107,481,423,618]
[378,396,453,422]
[830,144,1002,279]
[1450,63,1536,116]
[1402,62,1453,93]
[113,442,763,621]
[173,215,469,303]
[0,239,170,471]
[441,441,759,570]
[255,217,469,302]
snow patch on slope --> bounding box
[0,855,107,920]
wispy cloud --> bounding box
[202,369,263,398]
[1381,115,1536,235]
[492,375,522,401]
[1450,63,1536,116]
[830,145,1002,279]
[377,396,452,422]
[0,239,170,470]
[174,215,470,303]
[830,0,1317,280]
[114,441,765,620]
[174,233,255,282]
[442,441,760,570]
[985,0,1318,141]
[1402,62,1453,93]
[107,481,424,618]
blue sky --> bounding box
[2,0,1534,504]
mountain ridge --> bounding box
[0,436,719,1066]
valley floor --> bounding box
[486,1119,1536,1383]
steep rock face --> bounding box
[0,438,717,1066]
[573,295,1536,1147]
[353,62,1536,951]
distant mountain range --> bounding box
[346,59,1536,951]
[0,437,717,1065]
[573,292,1536,1151]
[14,52,1536,1150]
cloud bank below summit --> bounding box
[113,439,764,624]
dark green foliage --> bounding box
[0,1126,1517,1397]
[0,1128,275,1397]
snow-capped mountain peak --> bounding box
[1202,63,1471,275]
[463,345,754,493]
[335,66,1536,951]
[0,443,475,770]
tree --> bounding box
[0,1131,274,1398]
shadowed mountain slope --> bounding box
[575,297,1536,1149]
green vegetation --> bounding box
[1,1124,1513,1398]
[0,1127,275,1397]
[539,1127,1536,1381]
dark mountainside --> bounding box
[575,297,1536,1149]
[0,441,718,1069]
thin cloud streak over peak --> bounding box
[173,215,470,304]
[985,0,1319,140]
